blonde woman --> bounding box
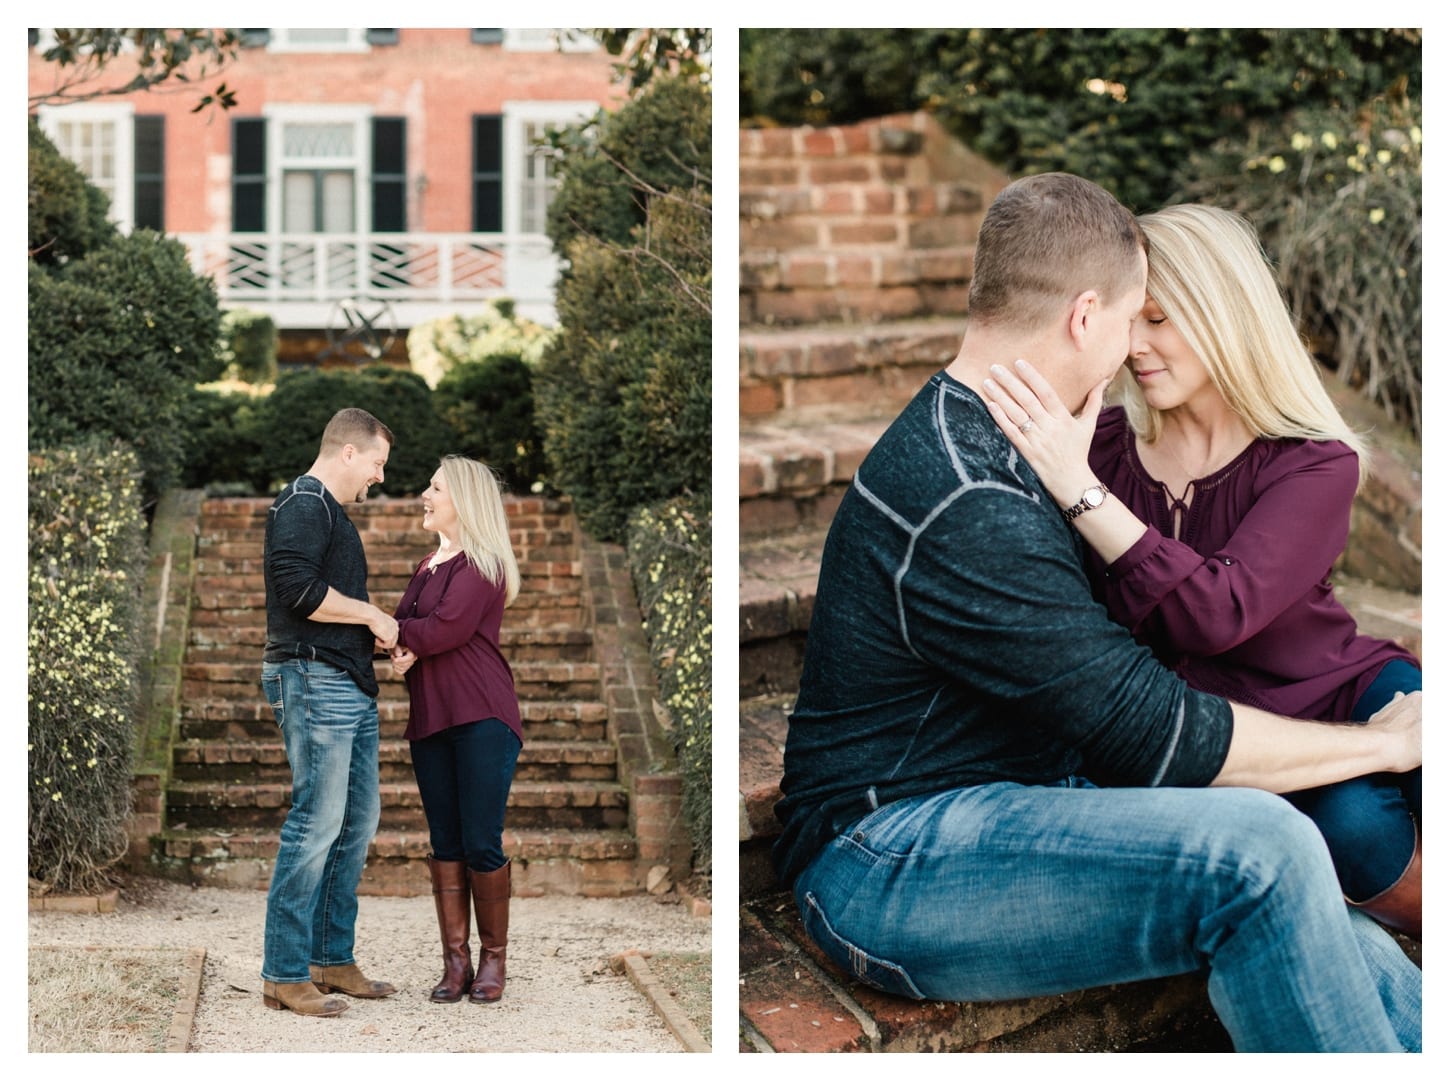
[390,456,523,1001]
[982,203,1421,938]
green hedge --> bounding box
[626,496,712,874]
[28,118,115,266]
[741,28,1420,213]
[218,308,279,384]
[1176,96,1422,437]
[29,230,222,503]
[433,354,548,495]
[243,365,451,497]
[28,443,147,892]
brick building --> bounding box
[29,28,624,359]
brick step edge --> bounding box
[739,894,1224,1052]
[150,828,645,898]
[166,779,628,809]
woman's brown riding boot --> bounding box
[468,861,511,1003]
[427,855,474,1002]
[1350,827,1421,939]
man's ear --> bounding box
[1066,290,1098,351]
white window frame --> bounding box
[36,102,136,233]
[503,29,598,53]
[263,104,373,236]
[267,28,370,54]
[502,101,598,237]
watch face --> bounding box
[1085,487,1106,508]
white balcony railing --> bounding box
[175,231,560,326]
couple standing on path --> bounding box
[258,408,522,1017]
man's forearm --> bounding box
[307,586,395,646]
[1213,700,1419,793]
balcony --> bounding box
[175,231,561,329]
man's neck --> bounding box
[305,460,348,504]
[944,324,1057,401]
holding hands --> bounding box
[391,645,417,677]
[982,359,1110,510]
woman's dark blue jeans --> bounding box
[1287,659,1422,901]
[409,718,521,873]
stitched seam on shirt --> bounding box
[269,482,334,610]
[1146,699,1185,787]
[886,684,945,782]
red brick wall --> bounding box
[28,29,622,234]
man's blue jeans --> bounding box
[794,780,1421,1052]
[260,659,381,984]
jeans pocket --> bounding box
[261,672,285,727]
[801,890,925,1000]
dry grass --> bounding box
[645,951,712,1046]
[28,946,193,1053]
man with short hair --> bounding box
[260,407,401,1016]
[774,173,1422,1051]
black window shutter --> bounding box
[232,118,267,232]
[366,29,399,46]
[471,29,504,45]
[133,115,165,230]
[472,115,503,233]
[239,29,270,48]
[371,117,406,232]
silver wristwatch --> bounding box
[1063,483,1109,521]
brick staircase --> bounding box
[137,492,689,899]
[736,113,1423,1051]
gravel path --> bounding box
[28,878,711,1053]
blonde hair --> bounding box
[967,172,1145,333]
[438,455,520,606]
[1119,204,1368,481]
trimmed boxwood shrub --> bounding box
[245,365,451,497]
[28,118,115,266]
[29,442,146,892]
[626,495,711,874]
[432,353,548,495]
[218,308,279,384]
[29,230,222,503]
[536,189,711,542]
[177,384,267,494]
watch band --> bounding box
[1063,483,1109,521]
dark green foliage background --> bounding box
[740,28,1420,212]
[432,353,548,495]
[243,366,452,497]
[535,75,711,543]
[28,117,115,265]
[29,229,222,502]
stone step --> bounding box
[739,317,956,423]
[738,694,793,902]
[738,527,826,698]
[170,738,619,784]
[179,697,610,744]
[151,827,643,898]
[740,417,887,538]
[741,246,972,327]
[740,209,983,265]
[179,657,600,698]
[165,779,630,832]
[186,623,595,664]
[740,894,1230,1052]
